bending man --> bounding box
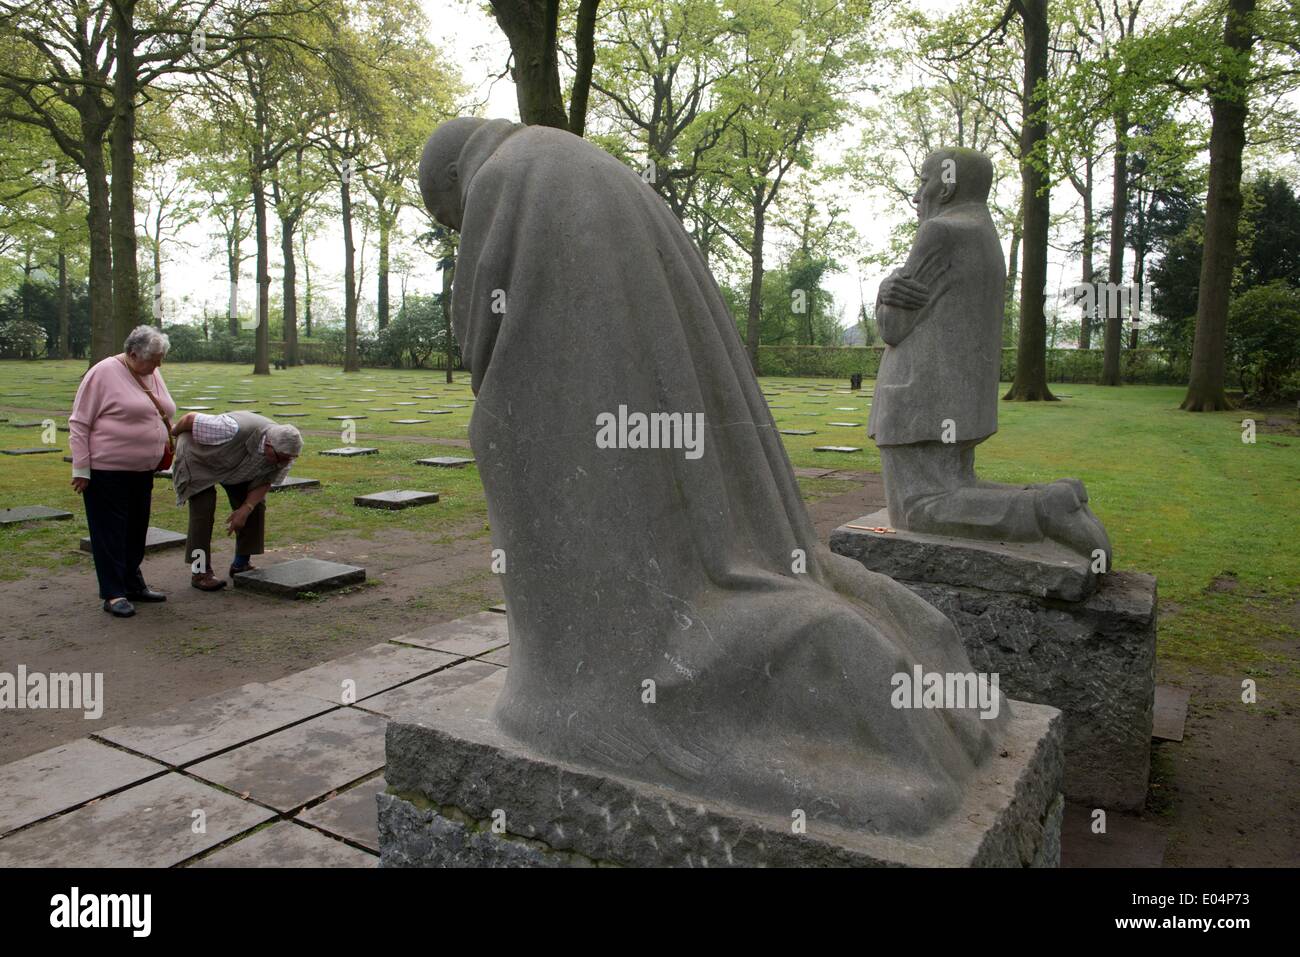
[171,411,302,590]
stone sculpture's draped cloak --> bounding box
[451,121,1001,833]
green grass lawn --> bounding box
[2,360,1296,686]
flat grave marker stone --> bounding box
[391,419,429,425]
[814,445,862,453]
[0,505,73,524]
[320,446,378,456]
[81,526,185,553]
[234,558,365,597]
[354,490,439,510]
[779,429,816,436]
[271,477,320,491]
[827,421,862,427]
[418,409,452,415]
[417,456,474,467]
[1153,685,1191,742]
[327,414,366,420]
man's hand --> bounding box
[226,504,251,534]
[172,412,197,437]
[71,477,89,494]
[878,272,931,310]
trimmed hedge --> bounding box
[758,345,1191,385]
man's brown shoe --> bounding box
[192,572,227,591]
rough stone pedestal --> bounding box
[378,669,1064,868]
[830,511,1155,810]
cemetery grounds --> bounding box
[0,359,1296,865]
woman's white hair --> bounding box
[123,325,170,360]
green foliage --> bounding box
[1227,282,1300,400]
[0,318,46,358]
[374,295,457,369]
[757,345,881,378]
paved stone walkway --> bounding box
[0,610,509,868]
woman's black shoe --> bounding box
[127,586,166,602]
[102,598,136,618]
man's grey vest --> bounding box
[173,411,285,505]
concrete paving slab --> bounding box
[269,642,459,704]
[296,775,387,852]
[0,773,273,867]
[477,646,510,667]
[233,558,365,597]
[187,708,387,812]
[357,660,501,721]
[96,682,334,765]
[0,739,164,836]
[193,820,377,867]
[389,610,508,657]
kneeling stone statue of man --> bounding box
[870,148,1111,563]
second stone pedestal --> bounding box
[831,510,1156,811]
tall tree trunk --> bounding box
[341,169,360,373]
[1004,218,1021,349]
[1079,160,1095,350]
[152,240,162,328]
[568,0,600,136]
[57,249,70,358]
[1182,0,1254,411]
[84,121,116,363]
[1101,112,1129,385]
[489,0,569,128]
[1004,0,1055,401]
[745,187,765,374]
[110,0,140,344]
[301,227,312,338]
[377,210,390,330]
[227,240,241,335]
[442,254,454,384]
[251,164,271,375]
[281,213,299,366]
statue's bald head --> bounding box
[419,117,489,231]
[914,148,994,221]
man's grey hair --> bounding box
[265,423,303,457]
[123,325,170,360]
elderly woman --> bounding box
[69,325,175,618]
[171,411,303,591]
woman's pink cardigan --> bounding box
[68,355,177,477]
